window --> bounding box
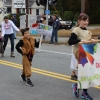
[36,9,39,15]
[19,8,25,14]
[7,7,11,14]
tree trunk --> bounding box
[81,0,87,13]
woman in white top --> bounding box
[1,16,20,57]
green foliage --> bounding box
[49,0,68,19]
[49,0,100,24]
[87,0,100,24]
[66,0,81,13]
[71,13,80,26]
[64,11,74,21]
[74,13,80,21]
[50,11,62,17]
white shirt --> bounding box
[1,20,20,37]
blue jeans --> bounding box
[51,29,58,43]
[43,35,45,39]
[3,33,14,52]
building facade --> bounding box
[0,0,45,23]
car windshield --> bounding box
[58,17,62,20]
[48,15,62,20]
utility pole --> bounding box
[46,0,49,25]
[26,0,28,28]
[38,0,49,52]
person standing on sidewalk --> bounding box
[1,16,20,57]
[50,15,60,44]
[11,16,17,39]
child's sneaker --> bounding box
[71,75,77,80]
[72,83,79,97]
[21,74,26,82]
[26,78,34,87]
[81,91,93,100]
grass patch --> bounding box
[17,28,100,39]
[58,28,100,39]
[89,24,100,26]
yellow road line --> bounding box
[0,60,100,89]
[0,62,76,83]
[0,60,71,79]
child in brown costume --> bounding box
[16,28,39,87]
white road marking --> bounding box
[7,45,72,55]
[36,49,72,55]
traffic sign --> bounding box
[14,0,25,8]
[45,10,50,14]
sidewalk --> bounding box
[16,25,100,44]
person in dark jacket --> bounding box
[16,28,39,87]
[50,15,60,44]
[11,16,17,39]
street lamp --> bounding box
[49,0,57,6]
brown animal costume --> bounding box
[16,28,39,86]
[22,36,35,78]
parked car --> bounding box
[48,15,72,30]
[37,15,72,30]
[59,20,72,30]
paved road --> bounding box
[0,39,100,100]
